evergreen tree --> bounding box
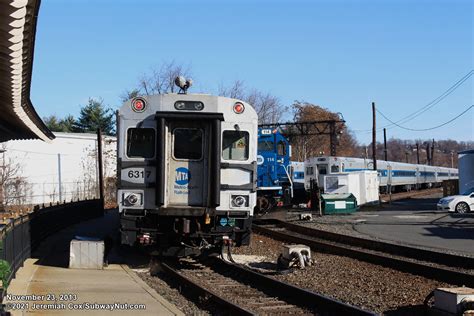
[43,115,62,132]
[75,98,115,135]
[59,115,77,132]
[43,115,78,133]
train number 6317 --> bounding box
[127,170,151,178]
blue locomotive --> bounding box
[256,128,305,212]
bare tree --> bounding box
[290,101,359,161]
[138,61,192,95]
[119,89,140,103]
[0,145,22,209]
[4,177,33,206]
[218,80,246,100]
[81,145,99,200]
[219,80,287,124]
[102,137,117,206]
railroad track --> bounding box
[160,257,374,315]
[253,219,474,287]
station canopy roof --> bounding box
[0,0,54,142]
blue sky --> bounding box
[31,0,473,144]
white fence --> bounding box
[0,132,116,207]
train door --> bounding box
[166,121,209,206]
[317,164,328,188]
[387,164,392,188]
[415,167,420,189]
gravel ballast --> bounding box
[234,233,455,315]
[136,268,212,315]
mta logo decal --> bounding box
[175,167,190,185]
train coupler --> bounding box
[220,237,236,263]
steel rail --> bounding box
[161,261,254,315]
[254,219,474,268]
[161,258,375,316]
[253,220,474,287]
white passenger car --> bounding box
[437,188,474,213]
[117,81,258,256]
[304,156,458,193]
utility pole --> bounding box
[57,153,62,202]
[383,128,388,161]
[97,128,105,211]
[451,151,454,168]
[416,143,420,164]
[426,143,431,165]
[372,102,377,171]
[329,121,337,156]
[431,139,435,166]
[405,151,409,163]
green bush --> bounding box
[0,260,11,289]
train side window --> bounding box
[173,128,203,160]
[277,141,286,156]
[222,131,249,161]
[331,165,339,172]
[127,128,155,158]
[258,140,273,151]
[306,167,313,175]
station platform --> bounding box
[4,210,183,315]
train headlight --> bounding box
[127,194,139,205]
[233,102,245,114]
[175,101,186,110]
[131,98,147,113]
[123,192,142,207]
[174,101,205,111]
[194,102,204,110]
[231,195,248,207]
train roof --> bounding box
[119,93,258,121]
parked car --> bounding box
[437,187,474,213]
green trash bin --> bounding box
[321,193,358,214]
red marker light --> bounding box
[233,102,245,114]
[131,98,146,112]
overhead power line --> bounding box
[385,70,473,127]
[376,104,473,131]
[352,70,473,133]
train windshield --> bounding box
[173,128,203,160]
[258,140,273,151]
[127,128,155,158]
[223,131,249,160]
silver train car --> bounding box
[305,156,458,192]
[117,90,258,256]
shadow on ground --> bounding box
[31,209,149,268]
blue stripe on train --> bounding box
[343,168,437,177]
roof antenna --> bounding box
[175,76,193,94]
